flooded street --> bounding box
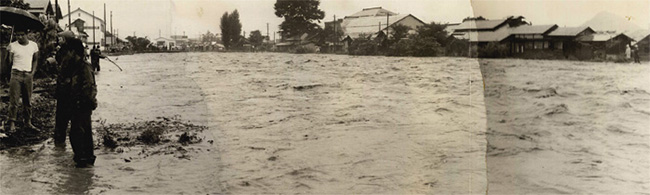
[1,52,487,194]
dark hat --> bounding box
[66,38,85,57]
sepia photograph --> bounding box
[0,0,648,194]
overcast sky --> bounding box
[60,0,649,40]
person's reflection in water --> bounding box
[49,148,95,194]
[54,166,94,194]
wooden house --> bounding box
[24,0,62,20]
[546,26,596,59]
[275,32,320,52]
[576,32,634,61]
[635,34,650,61]
[508,24,559,58]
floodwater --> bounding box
[481,59,650,194]
[1,52,487,194]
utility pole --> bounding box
[111,11,113,47]
[386,14,389,36]
[331,15,339,53]
[378,22,381,32]
[67,0,70,30]
[333,15,337,42]
[55,0,59,23]
[267,23,269,40]
[92,11,95,47]
[104,3,106,48]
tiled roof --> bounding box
[575,32,631,42]
[454,19,507,31]
[548,26,594,36]
[469,30,511,42]
[510,24,557,34]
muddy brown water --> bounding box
[1,52,487,194]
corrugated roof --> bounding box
[342,14,411,38]
[347,7,397,18]
[510,24,557,34]
[548,26,593,36]
[454,19,507,31]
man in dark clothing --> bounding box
[60,38,98,167]
[633,46,641,63]
[53,31,76,147]
[89,46,105,72]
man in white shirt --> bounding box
[6,30,40,132]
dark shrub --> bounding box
[387,39,415,56]
[349,37,380,56]
[412,37,444,57]
[478,42,509,58]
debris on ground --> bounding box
[292,83,323,91]
[96,116,208,159]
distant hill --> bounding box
[581,11,645,33]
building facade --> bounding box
[59,8,107,50]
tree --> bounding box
[125,36,151,51]
[201,31,218,43]
[220,10,242,49]
[390,24,411,41]
[0,0,30,9]
[416,22,450,46]
[248,30,264,48]
[274,0,325,38]
[320,26,343,44]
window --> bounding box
[526,42,533,49]
[514,43,521,53]
[556,41,563,49]
[534,41,543,49]
[543,41,549,49]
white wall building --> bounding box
[154,37,176,50]
[59,8,107,50]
